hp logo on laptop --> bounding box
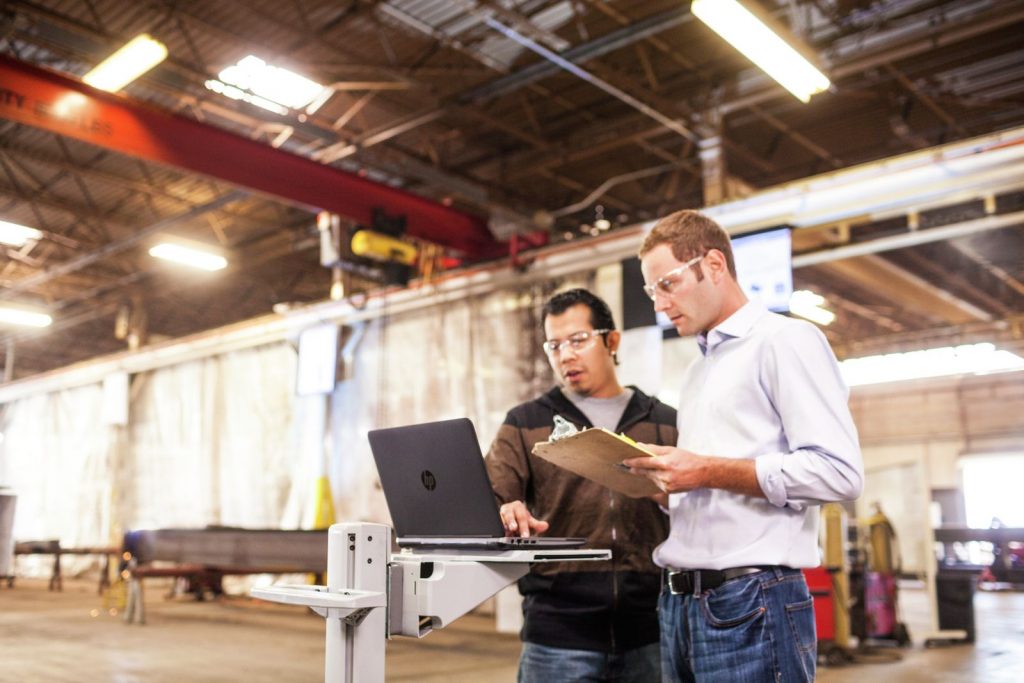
[420,470,437,491]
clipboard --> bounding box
[532,428,661,498]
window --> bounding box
[961,454,1024,528]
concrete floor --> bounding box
[1,576,1021,682]
[818,581,1024,683]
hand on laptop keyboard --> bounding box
[499,500,550,538]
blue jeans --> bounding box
[519,641,661,683]
[658,567,816,682]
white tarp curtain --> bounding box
[0,275,590,577]
[302,280,583,527]
[0,383,110,576]
[0,343,297,577]
[126,344,298,531]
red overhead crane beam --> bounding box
[0,55,498,257]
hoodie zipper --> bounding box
[609,488,619,652]
[607,394,656,653]
[545,388,660,653]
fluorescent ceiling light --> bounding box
[205,56,326,114]
[0,220,43,247]
[691,0,830,103]
[789,289,835,326]
[149,243,227,271]
[83,34,168,92]
[840,343,1024,387]
[0,305,52,328]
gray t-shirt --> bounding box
[562,387,634,431]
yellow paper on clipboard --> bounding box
[532,428,660,498]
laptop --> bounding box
[368,418,587,550]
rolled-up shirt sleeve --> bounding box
[754,322,864,509]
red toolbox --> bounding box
[803,566,835,641]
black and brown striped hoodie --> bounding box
[485,385,678,654]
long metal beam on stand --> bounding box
[0,55,497,257]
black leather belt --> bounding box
[665,566,769,595]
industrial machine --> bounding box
[811,503,910,667]
[861,504,911,646]
[927,525,1024,644]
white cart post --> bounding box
[253,522,610,683]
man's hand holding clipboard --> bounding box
[531,428,662,498]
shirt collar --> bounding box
[697,300,767,355]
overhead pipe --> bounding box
[482,16,700,144]
[702,126,1024,233]
[0,55,496,257]
[792,211,1024,268]
[461,8,691,103]
[549,162,692,218]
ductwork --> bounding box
[702,126,1024,233]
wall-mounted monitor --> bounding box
[732,226,793,313]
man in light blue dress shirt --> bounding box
[625,209,864,682]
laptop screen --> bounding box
[368,418,506,538]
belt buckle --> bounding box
[667,570,702,596]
